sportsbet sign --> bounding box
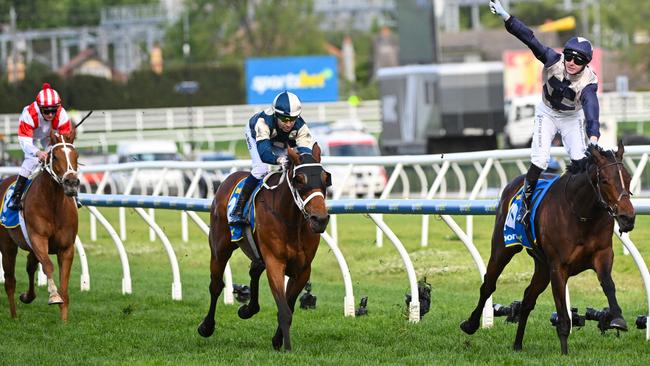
[245,55,338,104]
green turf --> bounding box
[0,209,648,365]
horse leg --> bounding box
[29,234,63,305]
[593,248,627,331]
[237,259,265,319]
[197,239,237,337]
[56,245,75,322]
[19,252,38,303]
[265,259,292,351]
[549,266,570,355]
[460,245,520,334]
[513,261,550,351]
[272,266,312,350]
[1,244,18,318]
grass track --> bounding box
[0,208,648,365]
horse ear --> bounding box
[616,139,625,161]
[312,143,322,162]
[287,148,300,165]
[65,127,77,143]
[49,129,58,145]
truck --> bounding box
[377,62,506,154]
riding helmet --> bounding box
[272,91,302,119]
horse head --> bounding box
[47,128,80,197]
[286,143,331,233]
[588,140,635,232]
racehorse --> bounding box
[197,144,331,351]
[460,141,635,355]
[0,128,80,321]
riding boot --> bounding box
[7,175,28,211]
[74,196,83,208]
[517,164,543,227]
[229,175,260,226]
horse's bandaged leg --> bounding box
[47,278,63,304]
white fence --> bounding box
[3,91,650,152]
[0,100,381,152]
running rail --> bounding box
[10,193,645,332]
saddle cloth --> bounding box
[227,178,264,241]
[1,179,33,228]
[503,175,560,249]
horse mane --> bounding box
[566,144,616,174]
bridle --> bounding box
[588,160,631,217]
[43,135,78,186]
[286,162,328,220]
[262,160,329,221]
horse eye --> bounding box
[295,173,307,185]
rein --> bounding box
[42,135,77,186]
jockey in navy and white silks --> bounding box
[229,90,315,226]
[8,83,72,210]
[490,0,601,227]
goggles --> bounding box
[41,106,58,115]
[563,51,588,66]
[277,114,297,123]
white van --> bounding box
[314,127,387,197]
[503,95,539,148]
[111,140,185,195]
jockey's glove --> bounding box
[489,0,510,20]
[276,155,289,169]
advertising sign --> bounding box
[503,48,602,99]
[245,55,338,104]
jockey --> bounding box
[229,90,315,226]
[8,83,72,210]
[490,0,601,227]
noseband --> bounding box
[588,161,630,217]
[43,135,78,186]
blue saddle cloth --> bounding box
[1,179,33,228]
[503,175,560,249]
[228,178,264,241]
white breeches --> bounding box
[530,102,587,169]
[19,155,40,178]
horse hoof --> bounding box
[513,343,522,351]
[238,304,260,319]
[610,317,628,331]
[272,336,282,351]
[197,319,215,338]
[19,293,36,304]
[460,320,478,335]
[48,294,64,305]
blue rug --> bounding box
[1,179,32,228]
[503,175,560,249]
[227,178,263,241]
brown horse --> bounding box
[460,142,635,354]
[0,128,80,321]
[197,144,331,351]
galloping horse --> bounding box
[461,142,635,354]
[0,128,80,321]
[198,144,331,351]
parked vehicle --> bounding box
[314,127,387,197]
[503,95,539,148]
[110,140,185,195]
[193,151,236,197]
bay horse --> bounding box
[197,144,331,351]
[460,141,635,354]
[0,128,80,321]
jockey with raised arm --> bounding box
[490,0,601,227]
[229,90,315,226]
[8,83,72,210]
